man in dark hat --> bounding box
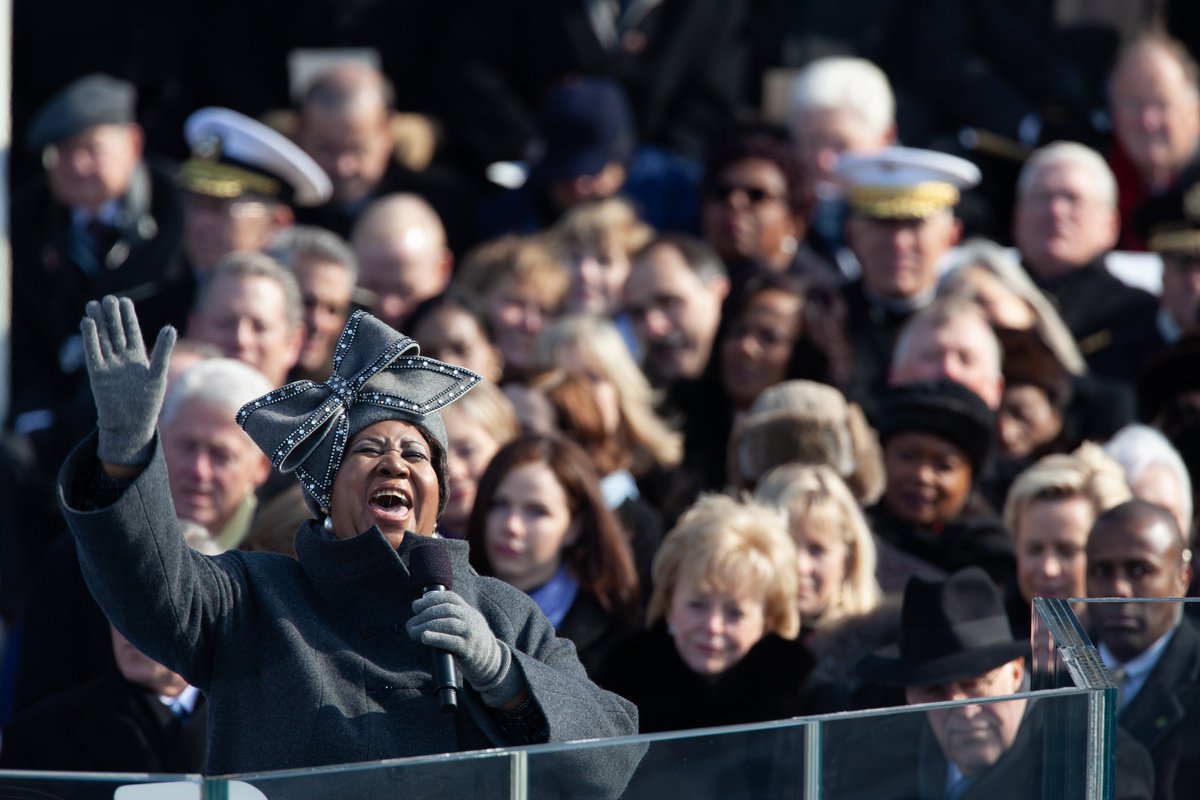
[477,76,639,239]
[10,73,187,449]
[827,567,1153,800]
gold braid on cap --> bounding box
[849,182,960,219]
[178,158,281,199]
[1150,227,1200,256]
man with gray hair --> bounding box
[186,252,305,388]
[1013,141,1160,384]
[890,295,1004,410]
[158,358,274,549]
[787,56,897,271]
[268,226,358,381]
[1105,424,1194,542]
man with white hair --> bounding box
[787,57,897,269]
[1105,424,1194,542]
[351,193,453,332]
[890,296,1004,411]
[1013,141,1160,383]
[158,359,274,549]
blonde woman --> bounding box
[598,493,843,732]
[754,464,882,631]
[438,380,520,540]
[549,197,654,318]
[1002,442,1132,635]
[453,234,569,381]
[537,313,683,481]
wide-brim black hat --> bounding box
[857,566,1029,686]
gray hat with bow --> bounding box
[237,310,481,519]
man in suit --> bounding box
[831,567,1153,799]
[1,625,207,771]
[1088,500,1200,800]
[1012,141,1161,386]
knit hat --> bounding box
[237,311,481,518]
[877,380,994,476]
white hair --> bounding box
[160,358,273,427]
[787,56,895,142]
[1104,424,1193,528]
[1017,141,1117,208]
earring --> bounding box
[323,516,335,533]
[780,235,798,255]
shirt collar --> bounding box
[1099,624,1178,680]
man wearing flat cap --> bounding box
[9,74,189,509]
[824,567,1153,799]
[835,146,980,422]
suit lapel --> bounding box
[1119,621,1200,749]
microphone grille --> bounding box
[409,543,454,592]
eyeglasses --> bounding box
[705,182,787,205]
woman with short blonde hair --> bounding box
[1003,442,1132,633]
[600,493,842,732]
[647,493,800,639]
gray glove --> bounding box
[80,295,177,465]
[408,590,524,707]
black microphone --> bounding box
[409,543,459,713]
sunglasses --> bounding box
[706,182,786,205]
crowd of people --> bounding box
[3,3,1200,797]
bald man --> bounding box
[295,62,478,251]
[351,193,453,331]
[1087,499,1200,800]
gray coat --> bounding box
[57,433,640,789]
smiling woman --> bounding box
[597,493,846,733]
[57,296,640,788]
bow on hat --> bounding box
[237,310,481,514]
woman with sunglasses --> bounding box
[700,124,840,289]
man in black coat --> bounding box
[825,567,1154,799]
[292,61,479,256]
[1087,500,1200,800]
[10,75,188,450]
[1013,142,1162,387]
[0,626,207,773]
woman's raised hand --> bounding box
[80,295,176,466]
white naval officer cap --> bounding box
[178,107,332,207]
[834,146,981,220]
